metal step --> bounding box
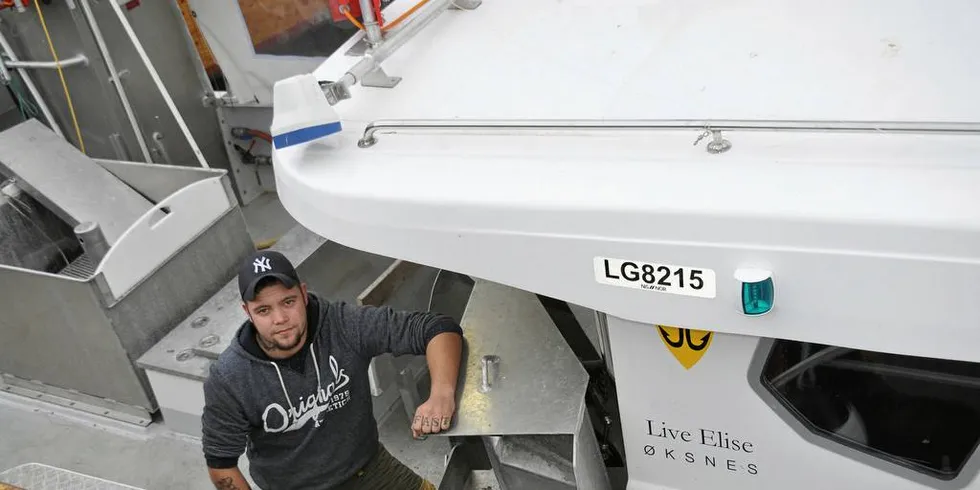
[58,253,96,279]
[0,463,144,490]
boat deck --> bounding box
[0,191,456,489]
[0,388,451,489]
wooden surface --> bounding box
[176,0,341,75]
[175,0,218,75]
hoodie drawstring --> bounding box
[270,342,324,414]
[270,361,295,414]
[310,342,323,392]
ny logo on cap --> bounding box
[253,256,272,273]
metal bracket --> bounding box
[450,0,483,9]
[202,91,239,108]
[695,129,732,154]
[322,81,352,105]
[361,65,402,88]
[344,38,371,57]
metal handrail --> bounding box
[357,118,980,148]
[2,53,88,69]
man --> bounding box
[201,250,463,489]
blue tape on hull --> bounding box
[273,121,343,149]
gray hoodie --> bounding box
[201,292,461,489]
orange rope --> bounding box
[381,0,431,32]
[340,5,365,30]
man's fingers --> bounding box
[412,413,424,437]
[412,400,456,439]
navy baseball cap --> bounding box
[238,250,301,301]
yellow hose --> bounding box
[33,0,85,153]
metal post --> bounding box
[74,221,111,265]
[358,0,383,46]
[324,0,467,103]
[593,311,614,378]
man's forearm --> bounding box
[426,331,462,396]
[208,467,251,490]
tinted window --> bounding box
[761,341,980,480]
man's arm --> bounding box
[336,302,462,360]
[335,302,463,436]
[208,468,251,490]
[201,368,252,489]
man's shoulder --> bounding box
[205,343,250,388]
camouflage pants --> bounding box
[332,444,436,490]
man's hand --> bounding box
[413,331,463,438]
[412,388,456,438]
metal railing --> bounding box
[357,118,980,150]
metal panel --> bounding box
[0,4,137,159]
[442,280,591,437]
[94,159,226,204]
[0,265,148,408]
[105,207,252,374]
[0,374,151,425]
[215,105,274,204]
[572,409,613,490]
[0,1,232,184]
[483,435,576,489]
[0,463,145,490]
[0,120,154,244]
[85,0,230,170]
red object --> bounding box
[328,0,383,25]
[0,0,31,10]
[124,0,140,10]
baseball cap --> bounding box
[238,250,301,301]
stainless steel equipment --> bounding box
[0,0,231,191]
[436,280,615,490]
[0,120,252,425]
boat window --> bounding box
[760,340,980,480]
[235,0,395,58]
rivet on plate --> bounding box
[199,334,220,348]
[192,316,210,328]
[176,349,193,362]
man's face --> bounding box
[243,281,309,356]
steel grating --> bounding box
[0,463,144,490]
[58,253,96,279]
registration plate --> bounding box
[594,257,717,299]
